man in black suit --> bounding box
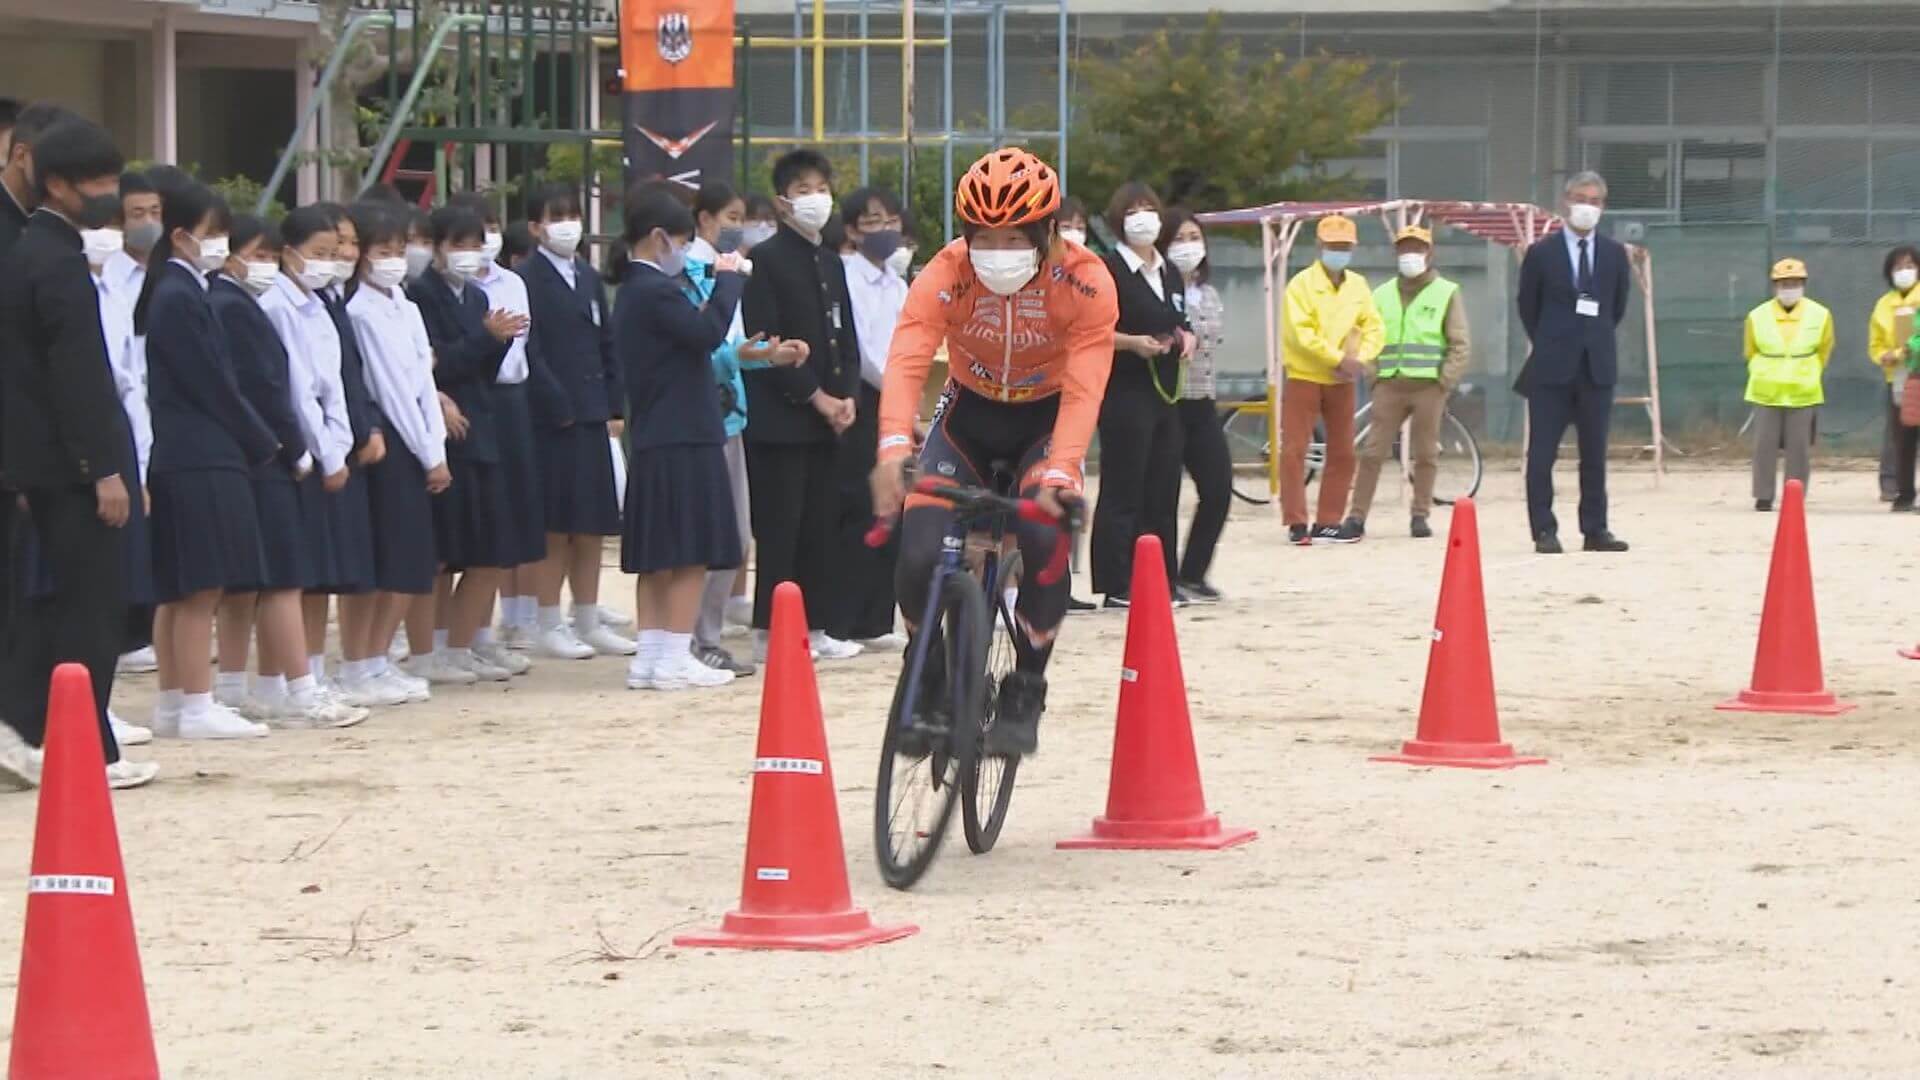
[1516,170,1633,554]
[0,118,149,790]
[740,148,864,662]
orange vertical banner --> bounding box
[620,0,736,189]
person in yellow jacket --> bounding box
[1280,215,1384,545]
[1341,225,1470,541]
[1743,257,1835,511]
[1868,245,1920,507]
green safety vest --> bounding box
[1371,276,1459,380]
[1745,299,1830,408]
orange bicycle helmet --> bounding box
[955,147,1062,229]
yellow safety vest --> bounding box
[1745,299,1830,408]
[1371,276,1458,380]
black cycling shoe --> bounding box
[986,671,1046,756]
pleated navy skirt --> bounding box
[492,382,548,566]
[251,462,313,591]
[620,443,742,574]
[297,468,374,594]
[433,454,510,571]
[150,467,266,603]
[364,448,438,595]
[539,419,622,537]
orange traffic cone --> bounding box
[674,582,916,952]
[1058,535,1256,851]
[1719,479,1855,715]
[10,663,159,1080]
[1372,498,1547,769]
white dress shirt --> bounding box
[347,284,448,471]
[1117,243,1168,301]
[840,251,909,390]
[104,248,145,299]
[540,245,577,289]
[260,274,352,476]
[474,262,531,384]
[92,268,151,484]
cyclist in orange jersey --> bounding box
[870,147,1117,755]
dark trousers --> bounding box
[828,383,897,640]
[1091,381,1181,597]
[1886,396,1917,505]
[745,439,838,632]
[1524,368,1614,540]
[1176,397,1232,585]
[7,486,124,762]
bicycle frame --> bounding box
[895,507,1013,744]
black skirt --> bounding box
[296,467,374,594]
[150,467,266,603]
[251,462,313,591]
[621,442,742,574]
[493,382,548,565]
[364,448,438,595]
[433,455,510,571]
[538,419,622,537]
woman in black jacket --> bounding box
[1090,181,1192,609]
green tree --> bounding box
[1068,12,1394,212]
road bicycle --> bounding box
[1217,383,1484,507]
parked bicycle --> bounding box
[1218,383,1484,507]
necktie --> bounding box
[1578,237,1593,295]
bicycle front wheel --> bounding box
[1218,405,1273,506]
[962,551,1022,854]
[1431,412,1483,506]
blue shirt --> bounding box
[684,249,763,440]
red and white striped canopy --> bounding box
[1195,199,1562,250]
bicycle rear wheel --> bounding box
[1218,405,1274,506]
[874,573,987,890]
[962,551,1022,854]
[1431,412,1483,506]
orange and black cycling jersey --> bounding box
[878,237,1118,492]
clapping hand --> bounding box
[484,309,529,343]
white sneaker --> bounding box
[447,648,511,682]
[105,759,159,790]
[857,632,909,652]
[499,623,535,652]
[647,650,736,691]
[176,703,270,740]
[753,630,820,666]
[598,607,636,631]
[625,656,655,690]
[474,641,533,675]
[109,711,153,747]
[387,632,411,663]
[275,692,370,730]
[0,726,41,790]
[534,626,595,660]
[811,632,864,661]
[406,654,479,686]
[150,699,181,740]
[338,673,410,708]
[374,669,431,703]
[580,625,638,656]
[117,646,159,674]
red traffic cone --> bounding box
[1719,479,1855,715]
[1372,498,1547,769]
[1058,535,1256,851]
[674,582,915,952]
[10,663,159,1080]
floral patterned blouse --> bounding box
[1181,282,1226,400]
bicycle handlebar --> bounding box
[864,475,1082,587]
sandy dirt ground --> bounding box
[6,462,1920,1078]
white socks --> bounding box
[631,629,666,678]
[288,674,318,701]
[252,673,289,704]
[213,671,247,699]
[538,605,565,631]
[574,603,601,634]
[309,654,326,681]
[474,626,495,648]
[432,629,449,654]
[182,691,213,716]
[662,630,691,658]
[505,596,537,629]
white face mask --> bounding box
[366,256,408,290]
[970,246,1038,296]
[242,261,280,296]
[294,254,335,292]
[1566,202,1603,232]
[1167,240,1205,274]
[81,227,124,266]
[447,249,488,282]
[545,220,583,258]
[785,192,834,233]
[329,259,355,288]
[1895,267,1918,292]
[481,229,503,264]
[405,243,434,280]
[1776,286,1805,308]
[1398,253,1429,278]
[885,246,913,277]
[741,221,777,250]
[1123,210,1162,246]
[195,234,230,273]
[1058,227,1086,247]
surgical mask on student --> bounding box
[971,246,1038,296]
[654,232,690,278]
[1567,203,1603,232]
[860,229,902,264]
[481,229,503,264]
[294,255,335,291]
[545,220,583,258]
[715,225,745,254]
[405,243,433,280]
[329,260,354,288]
[741,221,777,249]
[1058,227,1087,247]
[125,220,162,255]
[1123,210,1161,246]
[1320,249,1352,273]
[80,227,124,265]
[366,257,408,290]
[194,235,230,273]
[785,192,834,233]
[242,261,280,296]
[1777,286,1805,308]
[447,250,488,282]
[885,246,913,277]
[1167,240,1206,274]
[1896,267,1918,292]
[1398,253,1429,278]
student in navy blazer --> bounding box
[520,183,629,659]
[1516,170,1634,554]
